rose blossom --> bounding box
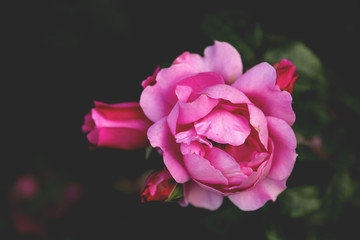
[82,101,153,150]
[139,41,298,210]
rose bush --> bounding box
[139,41,297,210]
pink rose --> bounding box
[82,101,153,150]
[273,59,299,94]
[140,41,297,210]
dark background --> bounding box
[4,1,360,239]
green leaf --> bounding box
[341,94,360,117]
[265,225,285,240]
[166,184,183,202]
[280,186,322,218]
[144,146,153,160]
[327,169,354,203]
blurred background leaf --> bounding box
[280,185,321,218]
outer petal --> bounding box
[228,177,286,211]
[140,63,197,122]
[156,63,198,97]
[181,181,223,211]
[147,117,190,183]
[82,113,93,132]
[204,41,243,84]
[172,51,208,72]
[91,108,150,131]
[266,116,297,181]
[232,62,295,125]
[140,85,173,123]
[96,127,149,150]
[89,101,152,131]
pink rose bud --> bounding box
[13,175,39,199]
[273,59,299,94]
[140,169,182,203]
[82,101,153,150]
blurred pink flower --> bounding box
[12,175,39,199]
[64,183,83,204]
[12,210,46,236]
[9,174,83,236]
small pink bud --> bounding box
[140,169,180,203]
[273,59,299,94]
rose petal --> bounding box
[232,62,295,125]
[228,177,286,211]
[206,147,248,185]
[166,103,180,135]
[140,84,173,123]
[140,63,197,122]
[183,153,228,185]
[91,108,150,131]
[163,151,190,184]
[82,113,94,132]
[147,117,190,183]
[201,84,251,104]
[204,41,243,84]
[180,142,206,157]
[194,109,251,146]
[175,128,197,144]
[175,85,193,102]
[247,104,269,150]
[181,181,223,211]
[176,72,225,102]
[266,116,297,180]
[172,51,208,72]
[177,95,219,124]
[96,127,149,150]
[86,128,99,145]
